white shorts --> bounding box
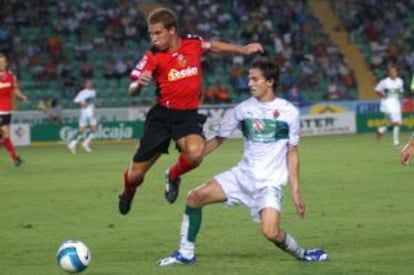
[385,112,402,124]
[215,167,283,222]
[380,99,401,123]
[79,112,97,128]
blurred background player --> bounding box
[158,58,327,266]
[401,134,414,166]
[67,78,98,153]
[0,53,28,166]
[375,65,404,147]
[118,7,263,213]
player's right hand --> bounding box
[401,141,414,166]
[242,43,264,55]
[137,71,152,86]
[292,192,306,218]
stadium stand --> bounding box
[331,0,414,96]
[1,0,360,110]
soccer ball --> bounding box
[56,240,91,273]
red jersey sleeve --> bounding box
[130,51,156,81]
[12,74,19,90]
[186,34,211,52]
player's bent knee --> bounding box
[185,151,204,166]
[261,227,280,241]
[186,190,205,208]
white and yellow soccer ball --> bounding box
[57,240,91,273]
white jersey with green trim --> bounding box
[375,77,403,114]
[74,88,96,117]
[217,97,300,189]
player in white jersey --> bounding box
[67,79,98,153]
[375,66,404,147]
[158,58,327,266]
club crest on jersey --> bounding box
[273,110,280,119]
[176,54,187,67]
[252,119,265,132]
[168,66,198,81]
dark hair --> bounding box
[147,7,177,30]
[250,57,280,90]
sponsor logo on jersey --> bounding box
[168,66,198,81]
[252,119,265,132]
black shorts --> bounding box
[133,104,207,162]
[0,114,11,127]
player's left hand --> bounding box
[401,141,414,166]
[242,43,264,55]
[292,192,306,218]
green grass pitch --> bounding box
[1,133,414,275]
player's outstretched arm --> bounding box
[401,137,414,166]
[13,76,28,102]
[287,144,305,217]
[204,136,226,156]
[129,71,152,96]
[209,41,264,55]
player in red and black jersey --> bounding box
[118,7,263,214]
[0,53,28,166]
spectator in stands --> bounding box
[215,80,232,103]
[203,85,216,104]
[280,68,298,92]
[284,84,306,107]
[57,57,71,79]
[38,97,50,112]
[299,57,317,90]
[28,52,45,81]
[339,63,357,90]
[46,98,62,123]
[103,59,116,81]
[65,12,81,39]
[230,62,249,99]
[62,74,77,100]
[325,80,345,101]
[79,58,94,79]
[44,58,58,81]
[114,58,128,82]
[370,49,385,70]
[125,22,137,40]
[46,31,63,58]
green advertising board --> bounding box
[357,112,414,133]
[31,121,144,142]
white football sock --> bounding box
[178,213,195,259]
[378,126,387,134]
[393,126,400,145]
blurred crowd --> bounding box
[332,0,414,92]
[0,0,361,110]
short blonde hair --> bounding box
[147,7,177,30]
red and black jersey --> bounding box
[0,71,18,113]
[131,34,210,110]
